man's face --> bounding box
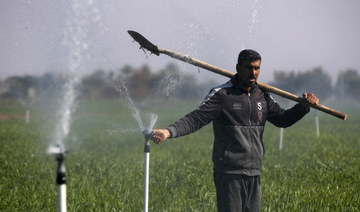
[236,59,261,89]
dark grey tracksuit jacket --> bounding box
[168,75,309,176]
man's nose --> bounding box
[250,68,256,77]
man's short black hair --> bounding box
[237,49,261,65]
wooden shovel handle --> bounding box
[128,30,347,120]
[159,47,347,120]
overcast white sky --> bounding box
[1,0,360,83]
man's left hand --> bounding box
[302,93,319,107]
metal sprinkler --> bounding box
[142,129,154,212]
[49,144,67,212]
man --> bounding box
[151,49,319,211]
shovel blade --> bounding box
[128,30,160,56]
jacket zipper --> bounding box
[247,92,252,125]
[248,91,255,173]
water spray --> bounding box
[116,81,158,211]
[48,144,67,212]
[142,129,154,212]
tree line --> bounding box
[0,63,214,102]
[0,63,359,103]
[270,67,360,101]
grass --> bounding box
[0,98,359,211]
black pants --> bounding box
[214,172,261,212]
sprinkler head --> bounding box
[143,129,154,141]
[55,152,65,162]
[47,144,67,162]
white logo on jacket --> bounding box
[233,103,242,110]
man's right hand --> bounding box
[151,129,171,144]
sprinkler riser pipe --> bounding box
[144,152,150,212]
[142,129,153,212]
[26,109,30,124]
[58,184,67,212]
[279,128,284,151]
[315,113,320,137]
[53,150,67,212]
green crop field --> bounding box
[0,98,359,211]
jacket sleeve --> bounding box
[167,88,222,138]
[265,93,310,128]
